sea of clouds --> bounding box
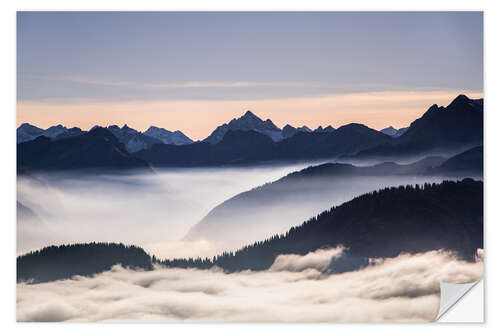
[17,164,313,258]
[17,164,457,259]
[17,248,483,323]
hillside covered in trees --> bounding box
[17,243,153,283]
[186,147,482,245]
[17,179,483,282]
[167,179,483,271]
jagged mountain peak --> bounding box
[48,124,66,129]
[449,94,470,105]
[243,110,258,118]
[381,125,408,137]
[299,126,311,132]
[313,125,335,133]
[204,110,282,144]
[447,94,483,112]
[143,125,193,145]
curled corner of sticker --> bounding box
[435,279,482,321]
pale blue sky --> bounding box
[17,11,483,102]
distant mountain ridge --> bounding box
[203,110,283,143]
[17,94,483,169]
[136,123,392,167]
[17,123,86,143]
[357,94,483,157]
[17,127,152,171]
[104,124,163,153]
[202,110,335,143]
[380,126,408,137]
[436,146,483,173]
[144,126,193,145]
[17,123,193,153]
[185,148,481,245]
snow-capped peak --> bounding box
[204,110,283,144]
[380,126,408,137]
[143,126,193,145]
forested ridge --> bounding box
[164,179,483,271]
[17,242,153,283]
[17,179,483,282]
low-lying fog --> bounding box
[17,163,312,258]
[17,248,484,322]
[17,161,474,259]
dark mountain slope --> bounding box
[17,127,152,171]
[136,124,392,167]
[16,180,482,282]
[436,146,483,173]
[17,243,153,283]
[185,155,447,245]
[173,179,483,272]
[356,95,483,157]
[135,130,275,166]
[273,123,393,160]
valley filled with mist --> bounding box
[16,94,485,322]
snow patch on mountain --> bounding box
[143,126,193,145]
[17,123,86,143]
[381,126,408,137]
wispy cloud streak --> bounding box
[26,74,338,90]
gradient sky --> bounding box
[17,12,483,140]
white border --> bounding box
[2,1,499,331]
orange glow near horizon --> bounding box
[17,90,483,141]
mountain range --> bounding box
[17,127,152,171]
[380,126,408,137]
[136,94,483,167]
[355,95,483,158]
[17,123,193,153]
[135,123,392,167]
[202,110,335,143]
[16,94,483,171]
[17,123,85,143]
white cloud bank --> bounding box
[17,248,483,323]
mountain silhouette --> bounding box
[380,126,408,137]
[17,127,152,171]
[203,110,283,143]
[436,146,483,173]
[171,179,483,272]
[185,151,480,246]
[143,126,193,145]
[357,95,483,157]
[136,123,392,167]
[17,243,153,283]
[17,94,483,169]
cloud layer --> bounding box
[17,165,311,259]
[17,249,483,322]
